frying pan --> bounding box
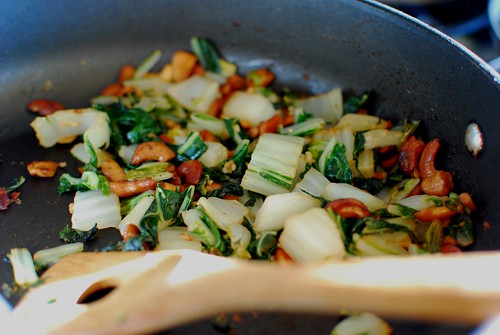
[0,0,499,334]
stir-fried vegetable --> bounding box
[25,37,476,261]
[11,36,481,334]
[19,37,478,299]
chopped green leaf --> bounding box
[58,171,110,195]
[323,143,352,183]
[190,37,221,73]
[176,131,208,161]
[5,176,26,193]
[59,224,98,243]
[343,91,370,114]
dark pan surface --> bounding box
[1,0,499,334]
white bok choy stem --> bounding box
[72,190,121,231]
[156,226,202,252]
[279,208,346,263]
[166,75,220,114]
[33,243,84,269]
[293,167,330,197]
[294,87,343,124]
[336,113,385,132]
[222,91,277,126]
[363,129,404,150]
[197,197,249,231]
[6,248,39,287]
[387,194,443,216]
[30,108,110,148]
[331,312,392,335]
[187,113,230,140]
[241,133,305,196]
[119,194,155,234]
[198,142,229,168]
[252,192,321,232]
[70,143,113,167]
[196,197,252,258]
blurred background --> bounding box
[383,0,500,72]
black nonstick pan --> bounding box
[1,0,499,334]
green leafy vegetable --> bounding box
[134,49,162,78]
[343,91,370,114]
[58,171,110,195]
[5,176,26,193]
[190,37,221,73]
[446,214,474,247]
[99,104,166,147]
[59,224,98,243]
[125,162,174,181]
[352,177,385,194]
[120,191,155,216]
[182,208,225,253]
[120,215,159,251]
[354,132,366,159]
[223,118,249,146]
[155,184,195,226]
[176,131,208,161]
[323,143,352,183]
[425,220,443,253]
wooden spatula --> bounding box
[11,249,500,335]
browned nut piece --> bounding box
[325,198,370,219]
[204,181,222,193]
[100,160,126,182]
[171,50,198,82]
[131,141,176,165]
[459,192,476,211]
[122,224,140,242]
[27,161,59,178]
[421,170,454,196]
[27,99,65,116]
[398,135,425,176]
[118,64,135,84]
[109,178,158,198]
[274,247,294,263]
[159,182,178,192]
[419,138,440,179]
[101,83,123,96]
[414,206,456,222]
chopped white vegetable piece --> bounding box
[118,144,139,164]
[253,192,321,232]
[331,312,392,335]
[198,142,229,168]
[166,75,220,114]
[197,197,249,231]
[294,87,343,123]
[157,226,202,251]
[7,248,39,287]
[336,113,382,132]
[241,133,305,196]
[119,194,155,234]
[363,129,404,150]
[187,113,230,140]
[72,190,121,231]
[70,142,113,166]
[293,167,330,196]
[30,108,110,148]
[223,91,277,126]
[357,149,375,179]
[279,208,346,263]
[33,243,84,268]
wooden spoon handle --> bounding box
[12,250,500,335]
